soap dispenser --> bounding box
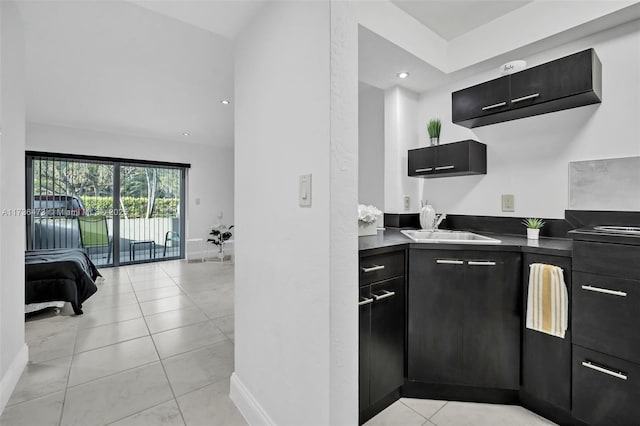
[420,201,436,230]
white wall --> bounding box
[0,1,28,412]
[26,123,234,242]
[385,86,420,213]
[358,83,384,210]
[232,1,358,425]
[417,20,640,219]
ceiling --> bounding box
[17,0,254,148]
[390,0,532,41]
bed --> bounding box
[25,248,100,315]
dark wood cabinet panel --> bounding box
[573,272,640,364]
[359,286,371,412]
[573,241,640,280]
[408,145,435,177]
[370,277,405,403]
[521,254,572,412]
[451,76,510,123]
[510,49,600,110]
[573,345,640,426]
[453,48,601,128]
[408,250,465,384]
[463,251,521,389]
[359,249,405,424]
[407,140,486,179]
[408,249,520,390]
[360,250,405,285]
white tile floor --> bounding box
[3,259,556,426]
[2,259,246,426]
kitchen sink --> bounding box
[401,229,501,244]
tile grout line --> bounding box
[135,271,190,426]
[57,303,83,426]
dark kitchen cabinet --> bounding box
[452,48,601,128]
[408,249,521,390]
[520,254,572,416]
[359,249,405,424]
[408,140,486,178]
[570,234,640,425]
[451,76,510,123]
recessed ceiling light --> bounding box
[182,132,190,136]
[220,100,230,105]
[397,71,410,79]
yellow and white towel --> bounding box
[526,263,568,339]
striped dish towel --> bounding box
[526,263,568,338]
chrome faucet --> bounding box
[434,213,447,230]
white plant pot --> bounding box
[527,228,540,240]
[358,221,377,236]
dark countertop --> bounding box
[359,228,573,257]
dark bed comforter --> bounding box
[25,248,100,315]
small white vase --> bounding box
[527,228,540,240]
[358,221,377,236]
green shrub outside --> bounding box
[81,196,179,218]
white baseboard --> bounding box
[0,343,28,413]
[229,372,275,426]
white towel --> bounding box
[526,263,568,339]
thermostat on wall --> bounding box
[500,60,527,76]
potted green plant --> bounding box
[427,118,441,146]
[208,224,234,260]
[522,218,545,240]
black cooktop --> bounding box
[569,225,640,245]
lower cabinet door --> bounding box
[359,286,372,413]
[369,277,405,403]
[573,345,640,426]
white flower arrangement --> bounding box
[358,204,382,224]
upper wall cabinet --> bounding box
[408,140,486,178]
[452,49,602,128]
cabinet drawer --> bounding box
[573,272,640,363]
[360,250,404,285]
[573,241,640,280]
[572,345,640,426]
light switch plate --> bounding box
[299,174,312,207]
[403,195,410,211]
[502,194,515,212]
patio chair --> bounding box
[77,215,112,263]
[163,231,180,257]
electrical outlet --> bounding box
[502,194,515,212]
[403,195,410,211]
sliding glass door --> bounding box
[26,153,187,267]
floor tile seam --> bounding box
[398,400,429,421]
[142,303,198,318]
[58,307,82,426]
[134,291,188,304]
[427,401,449,421]
[148,317,210,336]
[171,374,232,399]
[141,293,189,426]
[158,338,232,362]
[154,335,229,361]
[73,332,153,356]
[77,314,144,330]
[66,358,161,389]
[103,397,178,426]
[4,387,66,409]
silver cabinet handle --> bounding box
[436,259,464,265]
[435,165,455,171]
[467,261,496,266]
[481,101,507,111]
[358,297,374,306]
[511,93,540,103]
[415,167,433,173]
[582,361,627,380]
[581,285,627,297]
[361,265,384,273]
[373,290,395,301]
